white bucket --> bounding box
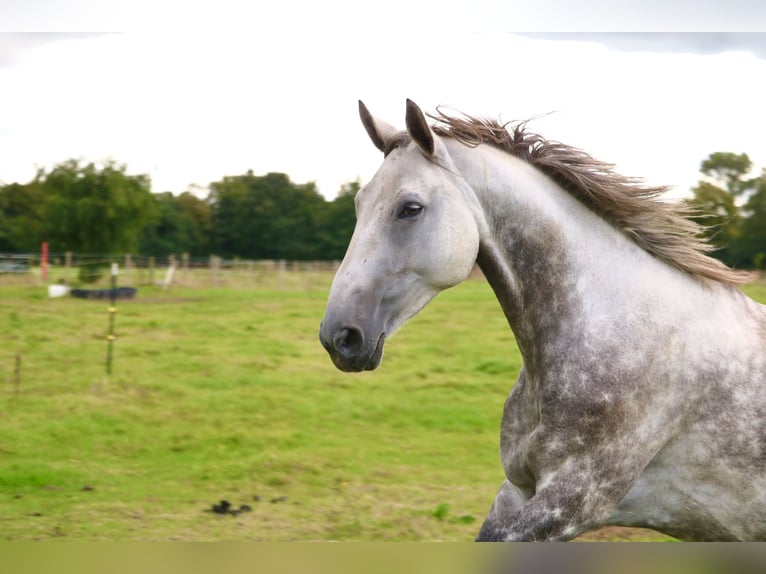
[48,284,69,298]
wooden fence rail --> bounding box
[0,252,343,291]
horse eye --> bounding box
[398,203,424,219]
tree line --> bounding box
[0,161,357,261]
[0,153,764,268]
[687,152,766,270]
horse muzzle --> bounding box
[319,321,386,372]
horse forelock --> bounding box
[429,109,752,286]
[383,132,412,157]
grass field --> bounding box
[0,272,764,541]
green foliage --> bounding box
[687,181,741,265]
[0,160,157,254]
[314,180,359,261]
[429,503,477,524]
[208,171,356,261]
[687,153,766,269]
[1,160,358,261]
[432,503,451,521]
[138,191,212,257]
[77,262,107,284]
[700,152,756,196]
[40,160,157,254]
[738,174,766,269]
[5,149,761,268]
[211,171,328,260]
[0,182,48,251]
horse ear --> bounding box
[359,100,398,153]
[405,99,434,157]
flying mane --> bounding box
[428,109,751,286]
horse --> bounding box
[318,99,766,541]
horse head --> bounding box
[319,100,481,372]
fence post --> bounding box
[65,251,72,284]
[148,257,155,286]
[182,252,189,285]
[305,261,314,292]
[277,259,285,290]
[106,262,118,378]
[125,254,132,284]
[210,255,221,287]
[163,255,176,290]
[40,242,48,282]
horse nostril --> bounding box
[332,327,364,359]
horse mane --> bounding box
[429,108,752,286]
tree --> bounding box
[41,160,157,253]
[700,152,757,197]
[139,191,212,256]
[175,191,212,256]
[687,152,754,267]
[687,180,741,264]
[0,182,47,251]
[737,173,766,269]
[315,180,359,260]
[209,171,327,260]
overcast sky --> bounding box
[1,4,765,200]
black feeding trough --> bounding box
[70,287,138,300]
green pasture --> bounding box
[0,273,764,541]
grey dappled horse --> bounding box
[319,100,766,541]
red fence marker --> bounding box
[41,242,49,281]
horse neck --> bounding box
[445,141,682,367]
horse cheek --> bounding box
[432,216,480,289]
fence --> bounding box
[0,252,342,292]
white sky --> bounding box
[1,5,765,200]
